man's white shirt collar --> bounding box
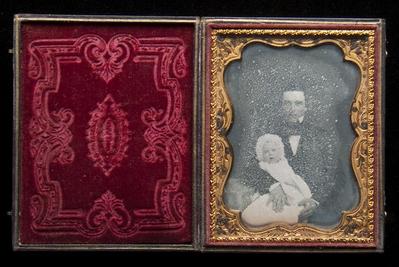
[288,116,304,155]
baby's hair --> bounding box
[255,134,285,161]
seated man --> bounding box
[241,90,338,225]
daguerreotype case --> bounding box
[13,15,385,251]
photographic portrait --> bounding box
[223,43,360,228]
[205,22,383,248]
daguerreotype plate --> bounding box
[203,18,384,251]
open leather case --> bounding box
[13,15,385,252]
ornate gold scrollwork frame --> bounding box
[208,28,379,245]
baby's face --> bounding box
[261,141,284,163]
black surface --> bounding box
[1,0,398,265]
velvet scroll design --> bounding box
[86,94,131,177]
[28,34,188,238]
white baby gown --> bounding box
[241,158,312,227]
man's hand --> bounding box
[266,185,288,213]
[298,198,319,222]
[250,192,260,202]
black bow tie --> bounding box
[281,122,304,136]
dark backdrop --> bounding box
[1,0,398,265]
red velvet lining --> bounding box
[19,22,195,244]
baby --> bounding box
[241,134,315,227]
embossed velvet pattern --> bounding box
[19,22,194,244]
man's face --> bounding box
[282,91,307,123]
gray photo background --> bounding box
[223,43,360,227]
